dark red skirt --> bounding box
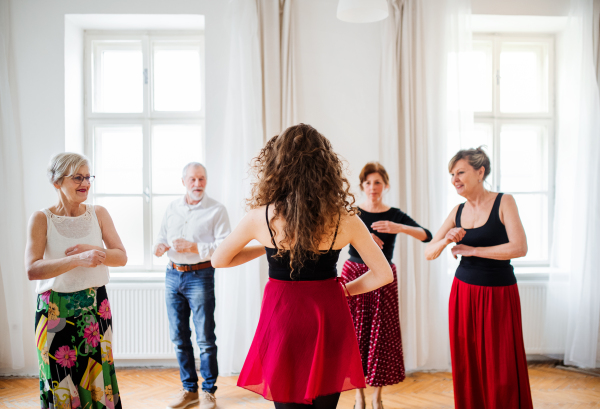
[237,277,366,404]
[449,277,533,409]
[341,261,405,386]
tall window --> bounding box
[85,32,205,272]
[449,34,554,266]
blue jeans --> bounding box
[165,266,218,393]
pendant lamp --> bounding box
[337,0,389,23]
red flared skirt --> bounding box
[237,277,366,404]
[449,277,534,409]
[341,261,405,386]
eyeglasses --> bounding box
[69,175,96,184]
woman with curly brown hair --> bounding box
[212,124,393,409]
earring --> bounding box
[478,179,481,183]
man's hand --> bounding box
[172,239,198,254]
[154,243,171,257]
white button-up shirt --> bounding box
[156,194,231,265]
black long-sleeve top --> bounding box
[348,207,432,264]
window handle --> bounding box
[144,68,148,85]
[144,187,150,203]
[496,69,501,85]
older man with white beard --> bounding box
[154,162,230,409]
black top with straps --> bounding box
[454,193,517,287]
[265,204,341,281]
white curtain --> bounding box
[549,0,600,368]
[0,0,35,373]
[257,0,296,136]
[595,0,600,85]
[379,0,472,371]
[213,0,265,375]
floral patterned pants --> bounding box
[35,286,121,409]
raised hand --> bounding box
[172,238,198,253]
[371,220,400,234]
[77,250,106,267]
[65,244,97,256]
[451,244,476,259]
[154,243,171,257]
[371,233,384,249]
[445,227,466,243]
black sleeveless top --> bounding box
[265,204,341,281]
[348,207,432,264]
[454,193,516,287]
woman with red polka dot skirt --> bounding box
[341,163,432,409]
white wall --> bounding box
[292,0,382,192]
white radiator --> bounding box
[106,283,199,359]
[106,281,564,360]
[518,281,567,354]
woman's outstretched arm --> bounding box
[425,205,464,261]
[211,209,266,268]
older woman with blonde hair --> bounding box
[425,147,533,409]
[25,152,127,409]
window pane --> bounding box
[499,42,549,113]
[153,47,202,112]
[95,196,144,266]
[152,125,203,194]
[500,124,548,192]
[152,195,179,267]
[93,44,143,113]
[93,126,143,194]
[513,193,548,262]
[471,41,493,112]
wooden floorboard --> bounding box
[1,364,598,408]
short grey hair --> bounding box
[182,162,207,179]
[47,152,90,185]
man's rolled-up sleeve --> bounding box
[197,206,232,261]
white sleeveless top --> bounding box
[35,205,110,294]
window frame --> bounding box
[472,33,556,267]
[84,31,206,273]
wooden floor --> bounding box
[1,364,598,408]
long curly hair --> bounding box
[247,123,357,276]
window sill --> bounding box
[108,271,166,284]
[446,265,568,283]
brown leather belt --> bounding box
[169,260,212,272]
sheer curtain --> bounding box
[257,0,296,135]
[213,0,265,375]
[379,0,472,371]
[595,0,600,84]
[0,0,35,373]
[549,0,600,368]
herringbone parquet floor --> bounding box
[1,364,598,408]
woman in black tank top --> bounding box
[425,148,533,409]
